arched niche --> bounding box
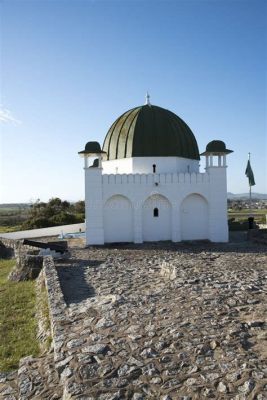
[180,193,209,240]
[104,195,133,243]
[142,194,171,241]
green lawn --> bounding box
[0,259,39,371]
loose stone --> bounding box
[81,343,109,354]
[238,379,255,394]
[217,381,227,393]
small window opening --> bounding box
[153,207,159,217]
[153,164,156,173]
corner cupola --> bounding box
[200,140,233,168]
[78,141,107,168]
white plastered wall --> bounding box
[102,158,133,174]
[142,194,172,241]
[84,162,228,244]
[102,157,199,174]
[103,195,134,243]
[207,167,228,242]
[181,194,209,240]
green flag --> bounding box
[245,160,255,186]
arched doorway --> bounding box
[142,194,171,241]
[104,195,133,243]
[181,194,209,240]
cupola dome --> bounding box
[103,104,200,160]
[78,141,106,155]
[200,140,233,155]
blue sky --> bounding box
[0,0,266,203]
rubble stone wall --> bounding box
[42,257,68,357]
[0,237,34,256]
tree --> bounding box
[22,198,85,229]
[73,200,85,214]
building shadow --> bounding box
[88,235,266,255]
[56,259,104,305]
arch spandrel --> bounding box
[180,192,209,206]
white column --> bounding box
[223,155,226,166]
[171,204,181,242]
[218,155,222,167]
[205,155,209,168]
[134,203,143,243]
[85,168,104,245]
[210,155,213,167]
[208,167,228,242]
[84,156,89,169]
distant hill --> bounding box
[0,203,31,209]
[227,192,267,200]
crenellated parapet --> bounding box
[102,172,210,185]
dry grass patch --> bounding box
[0,225,22,233]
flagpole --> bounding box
[248,152,252,214]
[246,152,255,229]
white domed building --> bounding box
[79,97,233,245]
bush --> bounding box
[22,198,85,229]
[74,212,85,223]
[49,212,78,226]
[23,217,56,229]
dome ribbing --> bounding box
[102,105,200,160]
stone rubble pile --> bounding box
[0,241,266,399]
[56,243,267,399]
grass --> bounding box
[0,259,39,371]
[228,209,267,224]
[0,225,22,234]
[0,206,30,216]
[228,208,267,215]
[0,205,29,232]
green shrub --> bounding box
[49,212,77,225]
[22,198,85,229]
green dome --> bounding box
[78,141,106,155]
[103,105,200,160]
[200,140,233,155]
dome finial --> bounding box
[145,92,151,106]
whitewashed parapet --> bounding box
[102,172,209,185]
